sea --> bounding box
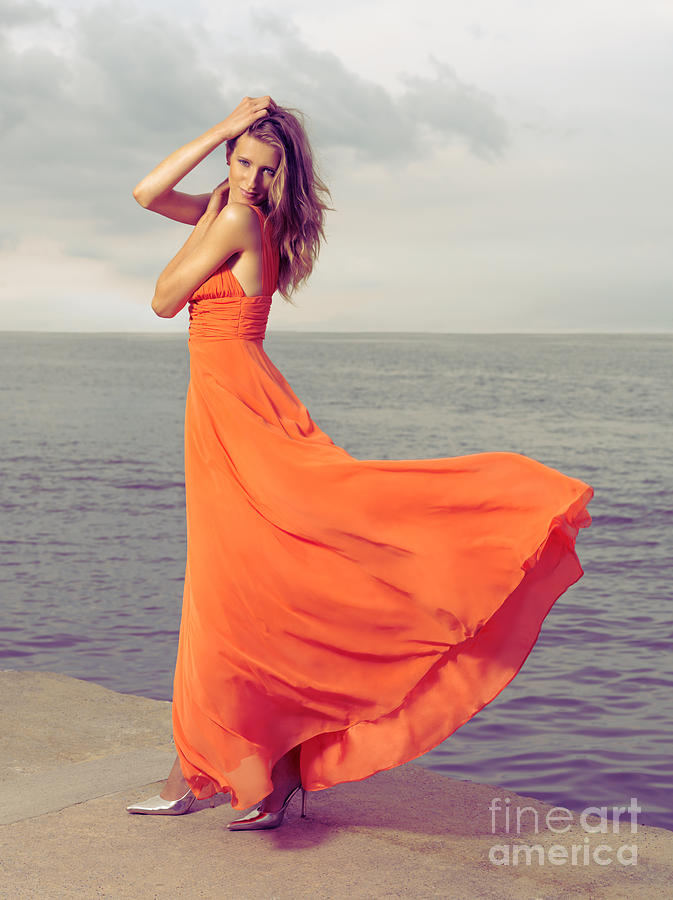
[1,331,671,830]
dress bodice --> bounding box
[187,204,279,341]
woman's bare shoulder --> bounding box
[219,202,259,221]
[213,202,261,242]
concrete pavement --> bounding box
[1,671,670,899]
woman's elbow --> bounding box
[133,185,152,209]
[152,302,175,318]
[151,290,184,318]
[151,292,172,317]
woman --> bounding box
[127,96,593,831]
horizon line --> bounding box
[2,329,672,336]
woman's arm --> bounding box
[151,200,260,318]
[133,96,273,225]
[153,181,228,291]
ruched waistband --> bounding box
[188,296,272,340]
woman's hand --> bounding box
[218,96,275,141]
[203,179,230,219]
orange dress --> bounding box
[172,204,593,810]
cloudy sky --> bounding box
[2,0,672,332]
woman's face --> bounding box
[227,133,281,207]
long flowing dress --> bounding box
[172,204,593,811]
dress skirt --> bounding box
[172,321,593,811]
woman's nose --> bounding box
[245,169,261,189]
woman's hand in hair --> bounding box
[219,96,274,140]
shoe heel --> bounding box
[228,783,306,831]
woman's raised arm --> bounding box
[132,96,273,225]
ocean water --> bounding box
[1,331,671,830]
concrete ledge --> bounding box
[0,747,175,825]
[1,671,671,899]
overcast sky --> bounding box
[2,0,672,332]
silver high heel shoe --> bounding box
[126,787,197,815]
[227,784,307,831]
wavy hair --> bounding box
[226,104,331,303]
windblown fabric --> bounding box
[172,204,593,810]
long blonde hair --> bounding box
[226,105,331,303]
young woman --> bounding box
[126,96,593,831]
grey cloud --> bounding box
[0,30,63,131]
[0,2,507,278]
[71,4,223,140]
[400,61,507,160]
[0,0,57,27]
[1,3,226,249]
[229,14,507,162]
